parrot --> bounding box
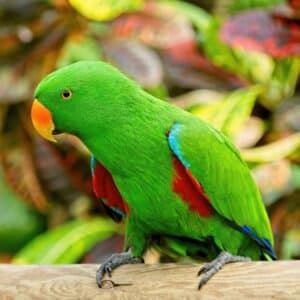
[31,60,276,289]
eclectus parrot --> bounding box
[31,61,276,289]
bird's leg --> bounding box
[96,249,144,287]
[197,251,251,289]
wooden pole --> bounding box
[0,261,299,299]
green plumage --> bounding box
[34,61,274,261]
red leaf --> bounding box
[164,40,248,88]
[221,10,300,58]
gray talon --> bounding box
[198,251,251,289]
[96,250,143,288]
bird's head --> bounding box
[31,61,139,142]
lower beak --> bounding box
[31,99,57,142]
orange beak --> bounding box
[31,99,57,142]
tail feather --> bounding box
[226,220,277,260]
[241,225,277,260]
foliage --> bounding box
[0,168,45,253]
[191,85,263,139]
[13,217,118,264]
[0,0,299,263]
[69,0,144,21]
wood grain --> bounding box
[0,261,299,299]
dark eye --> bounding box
[61,90,72,100]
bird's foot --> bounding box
[197,251,251,289]
[96,250,143,288]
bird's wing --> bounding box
[168,122,275,258]
[90,155,128,222]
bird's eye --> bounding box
[61,90,72,100]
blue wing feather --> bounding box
[168,123,191,169]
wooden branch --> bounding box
[0,261,299,299]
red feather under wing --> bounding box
[172,156,214,217]
[92,162,129,214]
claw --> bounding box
[107,266,112,277]
[197,265,209,276]
[197,251,251,290]
[96,250,143,288]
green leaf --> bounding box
[218,86,263,137]
[165,0,211,32]
[69,0,143,21]
[261,58,300,109]
[242,133,300,163]
[290,164,300,189]
[145,83,169,100]
[13,218,118,264]
[192,86,262,138]
[172,89,224,110]
[0,169,45,253]
[202,18,274,84]
[56,37,102,68]
[282,229,300,259]
[225,0,285,15]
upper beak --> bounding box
[31,99,57,142]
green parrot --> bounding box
[31,61,275,289]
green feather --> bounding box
[34,61,275,260]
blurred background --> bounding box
[0,0,299,265]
